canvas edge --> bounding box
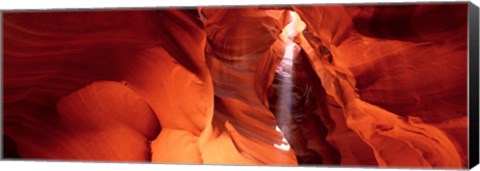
[0,10,4,160]
[468,1,480,169]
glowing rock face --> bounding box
[2,4,468,169]
[201,8,297,165]
[293,4,467,168]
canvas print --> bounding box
[1,3,472,169]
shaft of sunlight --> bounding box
[273,11,306,152]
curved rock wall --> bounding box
[293,4,467,168]
[200,8,297,165]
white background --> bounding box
[0,0,479,171]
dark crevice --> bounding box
[268,47,341,164]
[3,135,21,159]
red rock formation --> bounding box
[293,4,467,168]
[2,4,469,169]
[200,7,297,165]
[3,9,213,163]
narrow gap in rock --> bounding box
[268,10,341,165]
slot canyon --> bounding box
[2,4,468,169]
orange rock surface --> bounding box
[2,4,469,169]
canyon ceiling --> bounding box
[2,3,469,169]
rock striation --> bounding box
[2,4,468,169]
